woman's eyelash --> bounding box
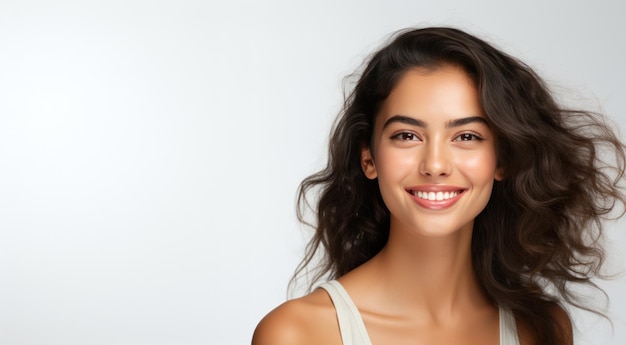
[391,132,483,141]
[391,132,420,141]
[455,133,484,141]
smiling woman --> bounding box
[252,27,626,345]
[361,66,501,238]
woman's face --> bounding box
[361,65,502,238]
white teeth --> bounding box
[415,190,459,201]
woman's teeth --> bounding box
[415,191,459,201]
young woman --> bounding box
[252,27,626,345]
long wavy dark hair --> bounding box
[293,27,626,344]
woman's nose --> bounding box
[418,141,452,177]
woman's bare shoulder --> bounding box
[549,304,573,345]
[251,287,340,345]
[516,304,573,345]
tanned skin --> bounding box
[252,66,573,345]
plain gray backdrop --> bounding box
[0,0,624,344]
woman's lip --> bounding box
[406,187,466,210]
[405,185,466,192]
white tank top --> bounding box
[319,280,520,345]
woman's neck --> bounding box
[341,220,490,319]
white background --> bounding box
[0,1,624,344]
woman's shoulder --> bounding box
[548,303,573,345]
[515,303,573,345]
[251,287,341,345]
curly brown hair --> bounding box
[293,27,626,344]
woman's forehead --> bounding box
[376,66,483,128]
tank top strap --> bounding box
[499,306,520,345]
[318,280,372,345]
[320,280,519,345]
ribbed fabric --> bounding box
[319,280,520,345]
[499,303,520,345]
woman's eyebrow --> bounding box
[382,115,427,129]
[446,116,488,128]
[382,115,487,129]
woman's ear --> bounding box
[361,146,377,180]
[495,166,504,181]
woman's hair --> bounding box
[294,27,626,343]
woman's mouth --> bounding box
[412,190,460,201]
[406,188,466,209]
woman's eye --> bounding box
[454,133,483,141]
[392,132,420,141]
